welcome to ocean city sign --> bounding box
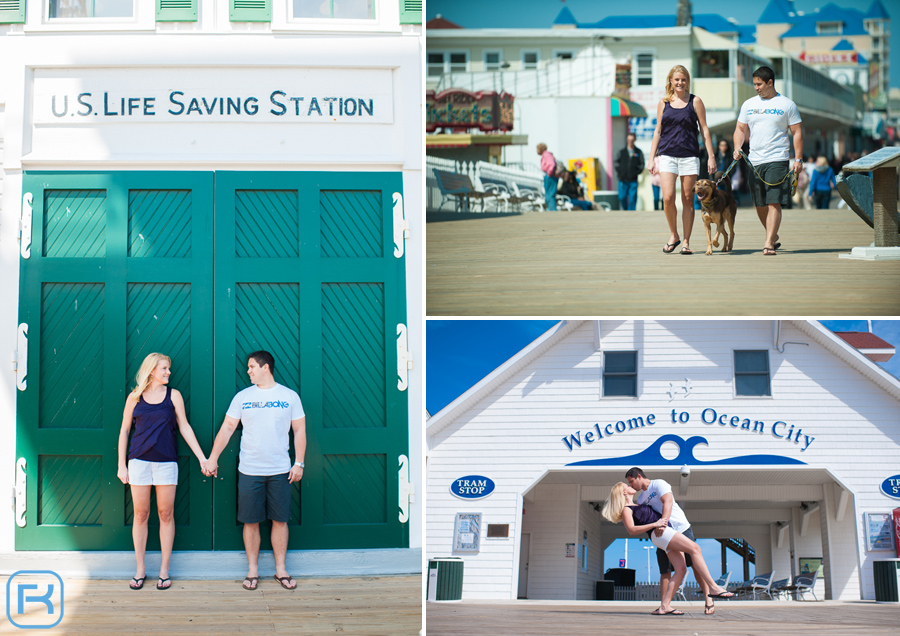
[562,408,816,452]
[32,67,393,125]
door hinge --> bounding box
[398,454,412,523]
[15,458,26,527]
[20,192,33,260]
[396,323,413,391]
[392,192,409,259]
[16,324,28,391]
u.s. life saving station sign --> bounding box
[32,68,393,125]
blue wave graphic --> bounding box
[566,434,806,467]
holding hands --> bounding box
[203,456,218,478]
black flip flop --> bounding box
[129,577,145,590]
[664,609,684,615]
[156,577,171,590]
[708,591,734,598]
[274,575,297,590]
[663,240,681,253]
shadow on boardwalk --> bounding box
[426,208,900,315]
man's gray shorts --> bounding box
[748,160,792,207]
[237,471,292,523]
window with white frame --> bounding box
[428,51,469,77]
[521,50,540,70]
[816,21,842,35]
[293,0,375,20]
[49,0,133,18]
[734,350,771,397]
[554,50,575,60]
[483,50,502,71]
[635,52,654,86]
[603,351,637,397]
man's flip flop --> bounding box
[242,576,259,590]
[708,591,734,598]
[274,575,297,590]
[156,577,171,590]
[664,609,684,615]
[663,240,681,253]
[680,246,692,255]
[129,577,145,590]
[650,608,665,615]
[774,242,781,250]
[763,248,777,256]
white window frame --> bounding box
[483,49,503,72]
[521,49,540,70]
[816,21,843,36]
[552,49,575,60]
[38,0,149,30]
[447,50,469,74]
[276,0,399,32]
[634,49,655,87]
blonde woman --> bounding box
[117,353,208,591]
[602,482,733,615]
[647,65,716,254]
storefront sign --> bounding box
[800,51,858,65]
[561,408,816,453]
[32,68,393,124]
[880,475,900,499]
[425,89,514,132]
[451,475,495,499]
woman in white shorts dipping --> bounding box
[647,65,717,255]
[117,353,208,591]
[602,482,733,616]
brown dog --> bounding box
[694,171,737,255]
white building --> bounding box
[426,320,900,601]
[0,0,423,571]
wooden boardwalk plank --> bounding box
[426,600,900,636]
[426,209,900,315]
[0,576,420,636]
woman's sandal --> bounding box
[129,577,145,590]
[705,604,715,615]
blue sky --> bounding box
[427,319,900,584]
[427,0,900,89]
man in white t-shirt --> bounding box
[732,65,804,256]
[206,350,306,591]
[626,467,718,613]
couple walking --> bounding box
[602,467,734,615]
[648,64,803,256]
[117,350,306,592]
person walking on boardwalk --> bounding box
[615,132,645,211]
[647,65,717,255]
[205,350,306,591]
[118,353,209,591]
[536,143,560,211]
[732,66,803,255]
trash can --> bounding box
[427,557,464,602]
[592,190,620,210]
[595,579,615,600]
[604,568,636,587]
[873,559,900,602]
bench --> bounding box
[432,168,499,213]
[837,147,900,259]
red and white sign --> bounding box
[800,51,859,65]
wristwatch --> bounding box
[294,461,304,468]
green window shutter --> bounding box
[157,0,198,22]
[0,0,26,24]
[399,0,421,25]
[230,0,270,22]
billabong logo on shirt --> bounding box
[746,108,785,116]
[242,400,290,409]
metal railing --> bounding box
[426,157,545,211]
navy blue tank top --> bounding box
[128,387,178,463]
[627,504,673,539]
[657,94,700,158]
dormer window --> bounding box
[816,21,842,35]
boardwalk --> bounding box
[0,576,421,635]
[426,600,900,636]
[426,208,900,315]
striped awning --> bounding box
[609,95,648,118]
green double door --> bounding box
[16,171,409,551]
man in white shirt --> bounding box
[732,66,804,256]
[206,350,306,591]
[626,467,717,613]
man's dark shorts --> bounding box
[748,160,792,207]
[237,471,292,523]
[657,526,695,574]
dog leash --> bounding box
[738,150,798,196]
[714,158,740,187]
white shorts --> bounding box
[128,458,178,486]
[658,155,700,176]
[650,526,679,551]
